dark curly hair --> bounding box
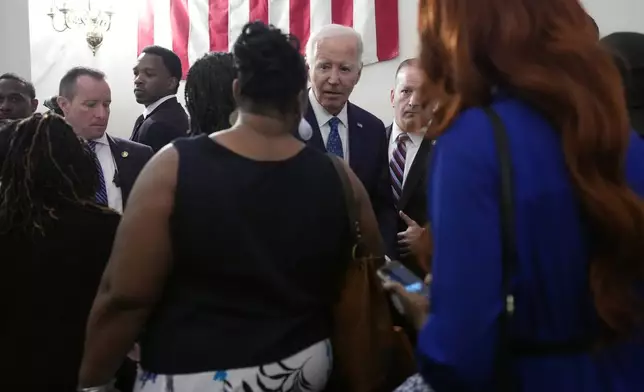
[185,52,236,135]
[0,113,107,236]
[232,21,307,115]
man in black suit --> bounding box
[58,67,153,213]
[302,24,396,256]
[57,66,152,392]
[387,59,434,277]
[131,45,189,152]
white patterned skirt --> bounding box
[394,374,434,392]
[134,340,332,392]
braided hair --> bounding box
[184,52,236,135]
[0,113,106,236]
[233,21,308,116]
[43,95,64,116]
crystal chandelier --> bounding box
[47,0,115,55]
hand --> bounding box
[383,280,430,331]
[397,211,426,258]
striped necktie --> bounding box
[389,133,410,202]
[326,117,344,158]
[87,140,109,206]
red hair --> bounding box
[418,0,644,336]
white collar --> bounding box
[143,95,175,118]
[88,133,109,146]
[391,120,424,146]
[308,89,349,128]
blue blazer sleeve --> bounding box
[418,108,506,391]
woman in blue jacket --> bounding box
[388,0,644,391]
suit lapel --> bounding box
[346,103,365,171]
[107,135,132,201]
[385,124,393,142]
[108,135,124,173]
[397,138,431,210]
[131,114,145,140]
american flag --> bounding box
[137,0,399,79]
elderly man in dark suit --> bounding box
[131,45,189,152]
[58,67,153,213]
[300,24,396,256]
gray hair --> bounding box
[305,24,364,66]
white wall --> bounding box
[0,1,31,79]
[0,0,642,139]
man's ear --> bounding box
[169,77,179,93]
[390,89,395,106]
[306,64,312,88]
[30,99,39,114]
[57,96,69,115]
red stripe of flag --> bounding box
[170,0,190,78]
[375,0,399,61]
[289,0,310,54]
[250,0,269,25]
[137,0,154,55]
[209,0,229,52]
[331,0,353,28]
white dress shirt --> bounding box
[92,133,123,214]
[388,121,424,187]
[308,89,350,161]
[143,95,175,119]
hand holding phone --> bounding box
[377,260,430,297]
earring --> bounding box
[298,118,313,141]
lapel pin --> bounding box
[121,151,129,158]
[357,122,363,128]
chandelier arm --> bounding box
[105,15,113,32]
[49,13,70,32]
[63,11,73,30]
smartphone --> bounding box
[378,260,430,297]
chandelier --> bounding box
[47,0,115,55]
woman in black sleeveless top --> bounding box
[79,22,384,392]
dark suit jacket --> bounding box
[386,125,433,276]
[107,135,154,207]
[130,97,189,152]
[300,100,397,256]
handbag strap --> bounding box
[482,107,518,392]
[327,153,361,246]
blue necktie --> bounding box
[87,141,109,206]
[326,117,344,158]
